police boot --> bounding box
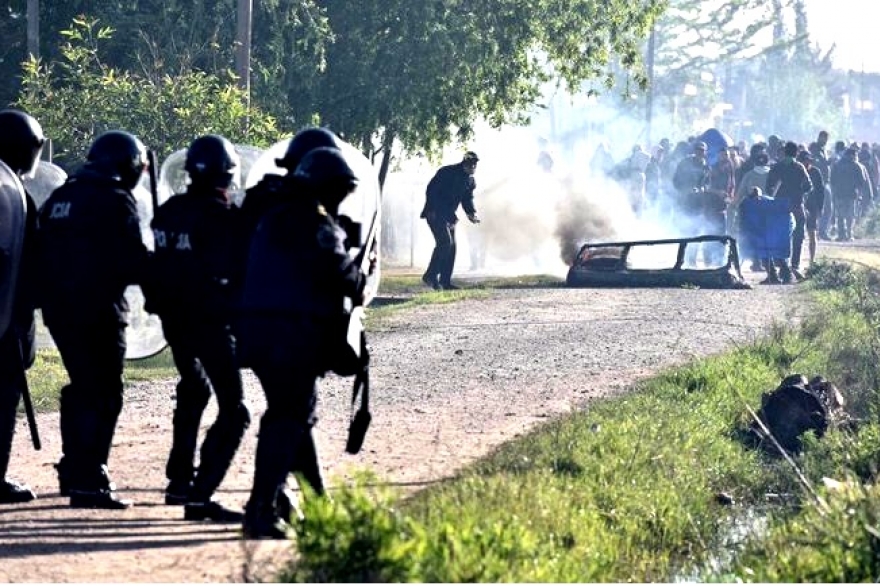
[243,415,303,539]
[184,499,244,523]
[0,479,36,504]
[0,387,31,504]
[243,501,290,540]
[69,466,131,509]
[275,486,305,524]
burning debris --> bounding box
[565,235,749,289]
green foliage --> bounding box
[15,17,280,166]
[27,349,72,412]
[284,480,421,582]
[806,258,862,290]
[27,346,176,413]
[261,258,880,582]
[729,481,880,582]
[291,0,664,162]
[278,347,810,582]
[855,205,880,239]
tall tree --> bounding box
[282,0,664,184]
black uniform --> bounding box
[38,168,148,500]
[238,174,327,497]
[237,192,365,538]
[0,190,38,502]
[146,185,250,513]
[420,161,478,289]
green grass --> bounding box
[281,259,880,583]
[27,346,177,412]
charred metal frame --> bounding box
[566,234,749,289]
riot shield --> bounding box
[160,144,264,206]
[22,161,68,210]
[0,160,27,339]
[245,138,382,304]
[122,176,170,360]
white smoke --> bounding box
[382,111,719,278]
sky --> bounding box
[804,0,880,72]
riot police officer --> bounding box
[238,146,367,539]
[145,134,249,522]
[0,109,44,504]
[38,130,150,509]
[237,127,343,505]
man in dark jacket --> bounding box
[830,147,871,241]
[146,134,249,522]
[766,141,812,281]
[421,152,481,290]
[38,130,150,509]
[0,109,44,504]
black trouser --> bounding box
[791,212,806,270]
[835,196,857,239]
[162,317,249,502]
[49,319,126,491]
[0,328,31,481]
[247,360,318,516]
[424,216,457,286]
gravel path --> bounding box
[0,272,806,582]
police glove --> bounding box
[467,213,481,224]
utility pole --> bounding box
[27,0,39,58]
[235,0,253,100]
[645,25,656,146]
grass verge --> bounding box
[281,259,880,582]
[27,346,177,413]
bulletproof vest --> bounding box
[37,171,146,324]
[149,188,238,319]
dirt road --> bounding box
[0,277,803,582]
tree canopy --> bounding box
[5,0,664,174]
[15,18,279,168]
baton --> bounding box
[16,340,40,450]
[147,149,160,215]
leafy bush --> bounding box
[16,17,281,167]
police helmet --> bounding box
[0,109,45,177]
[184,134,240,189]
[293,146,358,211]
[275,127,341,171]
[87,130,148,190]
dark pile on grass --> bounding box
[277,260,880,582]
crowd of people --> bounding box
[0,109,372,540]
[595,130,878,283]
